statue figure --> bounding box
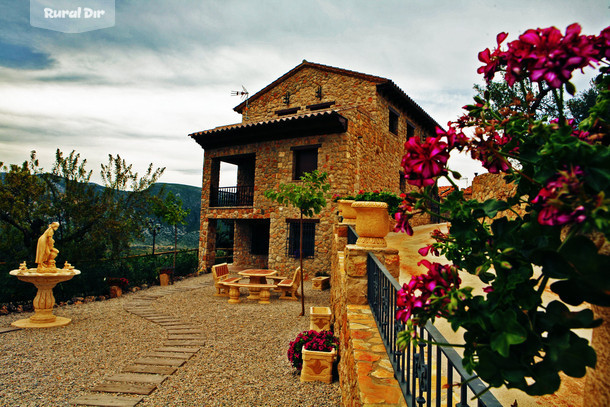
[36,222,60,270]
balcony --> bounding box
[210,185,254,207]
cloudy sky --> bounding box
[1,1,608,188]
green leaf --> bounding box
[558,333,597,377]
[490,310,528,357]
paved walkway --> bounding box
[71,280,211,406]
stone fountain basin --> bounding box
[9,268,80,328]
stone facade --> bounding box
[190,61,439,275]
[471,172,527,219]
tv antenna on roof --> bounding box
[231,85,249,120]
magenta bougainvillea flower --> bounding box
[532,166,588,226]
[396,260,461,323]
[401,134,450,187]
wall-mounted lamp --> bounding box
[283,92,291,105]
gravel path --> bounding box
[0,273,341,406]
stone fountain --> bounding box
[9,222,80,328]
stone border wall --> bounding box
[330,224,406,406]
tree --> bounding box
[151,191,190,268]
[0,149,165,264]
[264,170,330,316]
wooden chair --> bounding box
[212,263,241,296]
[277,267,301,301]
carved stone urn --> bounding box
[337,199,356,224]
[352,201,389,248]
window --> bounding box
[250,221,269,255]
[407,122,415,140]
[287,220,316,258]
[291,145,320,180]
[389,107,399,135]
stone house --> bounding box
[189,60,440,275]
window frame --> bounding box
[286,219,317,258]
[291,144,320,180]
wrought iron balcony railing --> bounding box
[210,185,254,207]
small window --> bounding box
[407,122,415,140]
[389,108,399,135]
[292,145,319,180]
[287,221,316,258]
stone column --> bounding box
[343,244,399,305]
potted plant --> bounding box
[288,330,338,383]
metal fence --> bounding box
[367,252,501,407]
[347,224,358,245]
[210,185,254,207]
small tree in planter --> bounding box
[264,170,330,316]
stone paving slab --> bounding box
[154,323,192,328]
[166,329,204,334]
[166,334,204,340]
[133,357,185,367]
[146,351,193,359]
[163,340,205,346]
[71,394,143,406]
[122,365,177,375]
[155,346,200,353]
[90,382,157,395]
[105,373,168,385]
[0,326,22,334]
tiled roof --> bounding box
[189,110,348,149]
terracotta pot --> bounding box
[109,285,122,298]
[300,347,337,383]
[159,273,170,286]
[352,201,389,248]
[337,199,356,224]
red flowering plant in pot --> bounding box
[394,23,610,397]
[287,330,339,371]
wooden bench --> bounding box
[211,263,241,297]
[224,282,277,304]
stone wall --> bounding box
[330,223,406,406]
[471,172,527,219]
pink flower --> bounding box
[470,132,515,174]
[394,210,413,236]
[532,166,587,226]
[477,32,509,82]
[396,261,461,324]
[504,24,599,88]
[418,245,439,257]
[401,133,449,187]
